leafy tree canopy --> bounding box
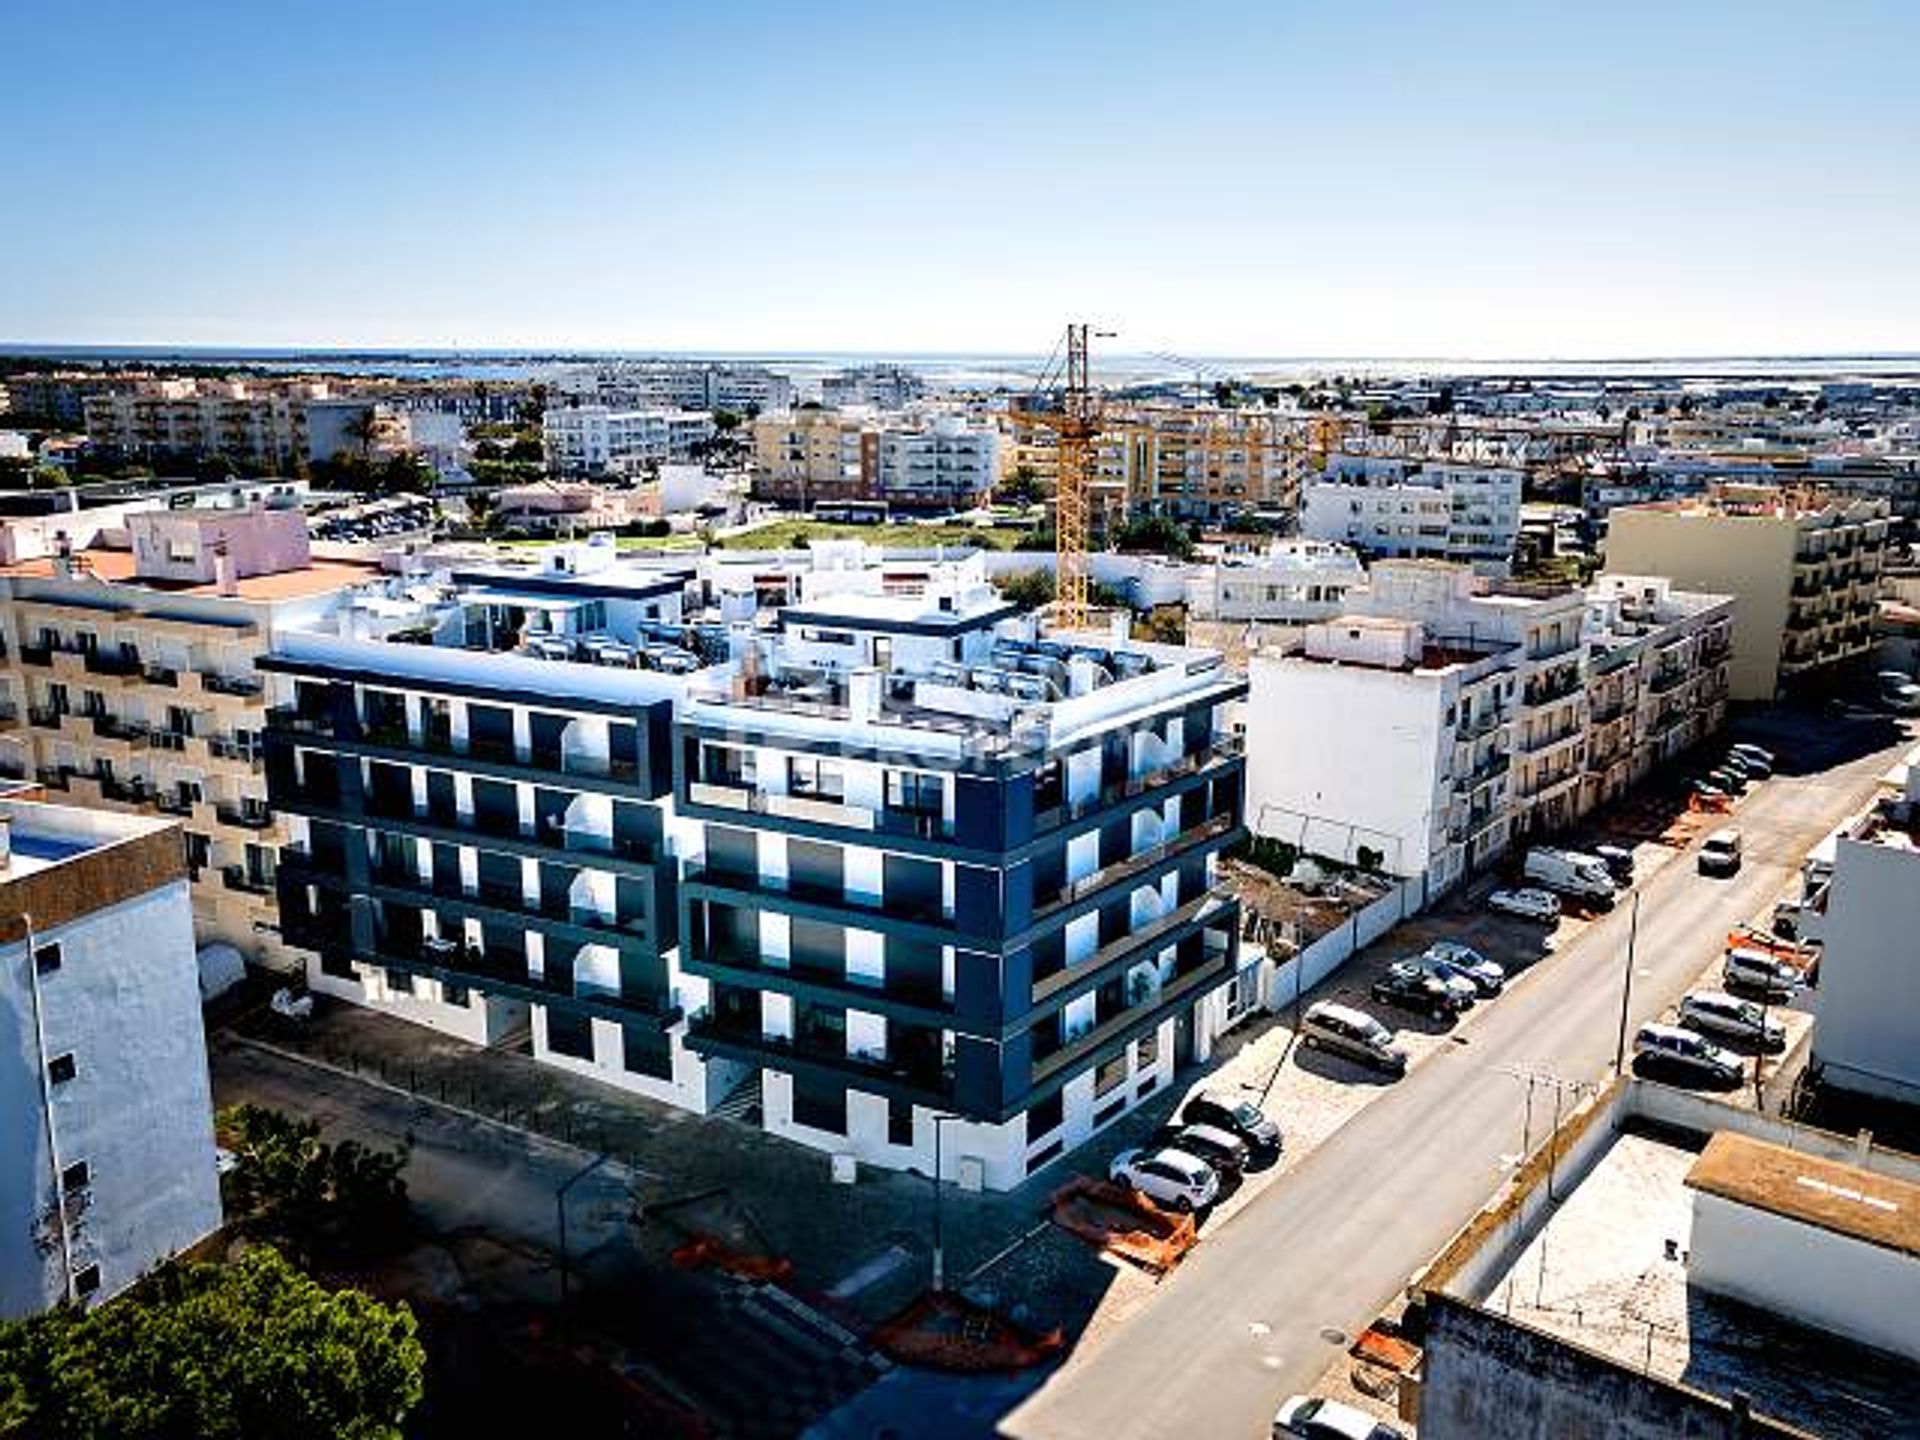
[0,1246,424,1440]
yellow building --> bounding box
[1604,489,1890,701]
[0,520,376,971]
[749,411,873,506]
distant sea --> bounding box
[6,344,1919,389]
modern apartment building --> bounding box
[821,365,926,409]
[0,795,221,1318]
[1300,456,1524,567]
[871,416,999,511]
[1193,539,1367,624]
[1579,576,1734,814]
[1604,489,1891,700]
[0,510,378,971]
[263,543,1251,1189]
[542,406,715,477]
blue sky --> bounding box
[2,0,1915,357]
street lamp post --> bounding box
[1612,889,1643,1074]
[555,1151,611,1319]
[929,1112,961,1293]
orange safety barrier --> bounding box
[669,1233,795,1283]
[871,1291,1065,1372]
[1049,1176,1198,1273]
[1725,926,1817,971]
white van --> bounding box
[1523,847,1618,903]
[1699,828,1742,876]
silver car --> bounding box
[1679,990,1786,1048]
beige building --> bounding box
[1605,488,1890,700]
[1580,575,1735,814]
[749,410,873,507]
[0,513,376,971]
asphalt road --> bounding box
[1005,730,1909,1440]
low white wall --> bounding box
[1263,874,1426,1013]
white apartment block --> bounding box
[1192,539,1367,624]
[1580,575,1735,814]
[551,363,794,416]
[873,416,999,511]
[1301,455,1524,567]
[542,406,715,477]
[1245,615,1520,897]
[1807,766,1920,1106]
[0,797,220,1318]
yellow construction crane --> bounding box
[1013,322,1108,631]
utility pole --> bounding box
[1613,888,1642,1073]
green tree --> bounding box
[993,568,1055,609]
[996,465,1043,508]
[1110,515,1195,560]
[218,1105,411,1261]
[0,1247,424,1440]
[711,407,743,432]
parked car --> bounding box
[1592,843,1636,881]
[1153,1122,1251,1176]
[1488,887,1561,922]
[1422,940,1506,996]
[1879,671,1920,713]
[1373,959,1471,1020]
[1180,1092,1282,1152]
[1724,946,1803,998]
[1633,1023,1743,1086]
[1301,1001,1409,1076]
[1689,778,1728,801]
[1707,765,1748,795]
[1108,1147,1220,1212]
[1273,1394,1407,1440]
[1698,827,1743,877]
[1679,990,1787,1049]
[1523,847,1618,904]
[1729,742,1775,769]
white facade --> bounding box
[543,406,716,477]
[1301,456,1523,567]
[0,804,220,1319]
[1245,615,1518,895]
[1809,776,1920,1104]
[874,416,999,510]
[1196,539,1366,624]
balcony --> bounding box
[18,644,52,668]
[1033,736,1245,834]
[272,708,646,792]
[685,1010,953,1107]
[89,714,151,745]
[687,780,955,844]
[1650,667,1687,695]
[143,663,180,687]
[221,865,275,896]
[1458,750,1511,789]
[85,650,143,679]
[1518,725,1582,758]
[214,801,276,830]
[1455,706,1511,740]
[1033,812,1239,921]
[203,673,264,698]
[208,735,265,769]
[1031,930,1235,1088]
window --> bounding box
[788,756,845,801]
[546,1009,594,1060]
[888,1097,915,1147]
[33,943,61,976]
[1094,1052,1128,1098]
[47,1053,76,1084]
[71,1265,101,1298]
[61,1160,89,1192]
[1135,1029,1160,1072]
[1028,1090,1064,1140]
[442,982,470,1009]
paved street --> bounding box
[1004,722,1911,1440]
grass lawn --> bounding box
[713,519,1033,551]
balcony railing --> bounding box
[215,802,276,830]
[1034,812,1238,920]
[143,663,180,686]
[1033,736,1245,833]
[89,715,150,745]
[85,650,143,678]
[221,865,275,895]
[27,706,63,730]
[203,672,264,697]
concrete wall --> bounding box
[1689,1189,1920,1363]
[1244,649,1449,876]
[1,880,220,1319]
[1263,875,1427,1015]
[1419,1294,1809,1440]
[1604,509,1795,701]
[1808,836,1920,1104]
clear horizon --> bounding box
[4,1,1916,358]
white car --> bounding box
[1729,742,1775,768]
[1108,1146,1219,1212]
[1273,1394,1406,1440]
[1723,946,1803,997]
[1679,990,1787,1048]
[1488,887,1561,922]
